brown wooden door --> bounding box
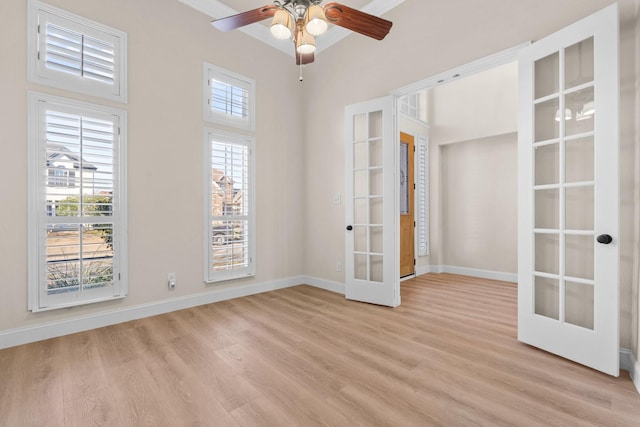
[400,132,415,277]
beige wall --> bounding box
[0,0,304,332]
[634,0,640,365]
[431,62,518,146]
[428,62,518,275]
[440,134,518,273]
[620,0,639,354]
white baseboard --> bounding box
[415,264,517,283]
[620,348,640,394]
[301,275,346,295]
[416,264,439,275]
[0,276,304,350]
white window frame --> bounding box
[28,91,128,311]
[27,0,128,103]
[203,62,255,131]
[203,128,256,283]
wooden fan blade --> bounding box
[211,5,277,32]
[323,2,393,40]
[296,51,315,65]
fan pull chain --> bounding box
[299,59,304,82]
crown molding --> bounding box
[178,0,405,57]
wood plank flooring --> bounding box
[1,273,640,426]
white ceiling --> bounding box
[178,0,405,57]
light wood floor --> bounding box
[2,273,640,426]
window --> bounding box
[28,92,127,311]
[28,0,128,103]
[417,136,429,256]
[399,90,428,124]
[204,129,255,283]
[204,63,255,131]
[48,166,75,188]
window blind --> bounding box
[45,109,115,215]
[417,138,429,256]
[44,23,116,85]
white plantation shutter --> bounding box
[417,137,429,256]
[43,24,83,77]
[204,129,255,282]
[44,23,116,85]
[45,111,115,210]
[29,93,127,311]
[28,0,127,102]
[204,63,255,131]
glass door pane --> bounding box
[532,35,595,330]
[351,111,384,283]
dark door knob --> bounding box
[346,225,353,231]
[597,234,613,244]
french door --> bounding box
[518,4,619,375]
[344,96,400,307]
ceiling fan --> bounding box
[211,0,393,65]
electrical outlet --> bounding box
[336,261,342,272]
[168,272,176,290]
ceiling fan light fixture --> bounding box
[305,4,328,36]
[211,1,393,70]
[296,28,316,54]
[270,9,293,40]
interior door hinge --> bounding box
[414,221,416,227]
[414,259,416,265]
